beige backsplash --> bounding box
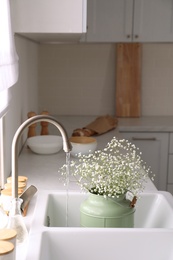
[38,43,173,117]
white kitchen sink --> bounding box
[25,191,173,260]
[31,190,173,228]
[26,229,173,260]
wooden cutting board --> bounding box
[115,43,142,117]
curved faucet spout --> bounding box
[12,115,72,199]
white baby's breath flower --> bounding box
[59,137,153,199]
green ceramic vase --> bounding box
[80,193,135,228]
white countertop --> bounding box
[15,116,160,259]
[118,116,173,132]
[18,115,159,191]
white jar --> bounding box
[0,241,15,260]
[6,176,28,185]
[0,189,23,213]
[4,183,26,192]
[0,207,8,229]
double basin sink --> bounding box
[25,190,173,260]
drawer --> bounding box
[169,133,173,153]
[168,155,173,183]
[120,132,169,190]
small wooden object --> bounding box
[27,111,37,138]
[40,111,49,135]
[21,203,29,217]
[0,228,17,246]
[130,196,137,208]
[0,241,14,258]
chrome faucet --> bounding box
[11,115,72,199]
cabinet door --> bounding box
[11,0,86,33]
[133,0,173,42]
[86,0,133,42]
[168,155,173,183]
[169,133,173,154]
[120,132,169,190]
[167,134,173,194]
[168,133,173,184]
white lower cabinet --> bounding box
[119,132,169,191]
[167,133,173,194]
[167,155,173,194]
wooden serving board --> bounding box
[115,43,142,117]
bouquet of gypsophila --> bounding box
[60,137,154,199]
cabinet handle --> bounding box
[126,35,131,38]
[134,35,139,39]
[132,137,157,141]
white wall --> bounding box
[3,36,39,180]
[38,44,116,116]
[142,44,173,116]
[3,41,173,179]
[38,43,173,117]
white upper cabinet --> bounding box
[86,0,173,42]
[10,0,87,42]
[86,0,133,42]
[134,0,173,42]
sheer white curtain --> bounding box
[0,0,19,117]
[0,89,8,118]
